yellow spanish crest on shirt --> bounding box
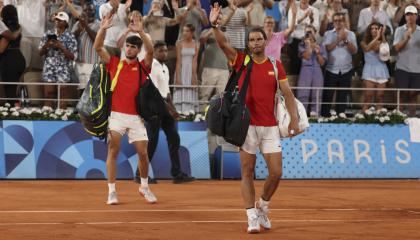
[268,71,275,76]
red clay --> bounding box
[0,180,419,240]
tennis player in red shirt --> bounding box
[210,3,300,234]
[93,13,157,205]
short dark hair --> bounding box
[126,35,143,49]
[1,5,20,32]
[154,40,167,49]
[246,27,267,42]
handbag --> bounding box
[206,55,253,147]
[136,61,168,122]
[269,58,309,138]
[206,63,246,136]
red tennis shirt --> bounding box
[107,56,151,115]
[231,52,288,126]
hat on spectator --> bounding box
[405,6,418,15]
[54,12,70,23]
[379,42,390,62]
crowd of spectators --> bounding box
[0,0,419,116]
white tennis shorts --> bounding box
[241,125,282,154]
[108,111,148,143]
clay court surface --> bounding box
[1,180,419,240]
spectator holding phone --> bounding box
[39,11,77,108]
[297,25,326,116]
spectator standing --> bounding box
[99,0,131,56]
[357,0,393,35]
[176,0,208,40]
[264,1,296,62]
[243,0,274,27]
[319,0,350,36]
[72,1,100,95]
[143,0,184,42]
[361,22,390,111]
[383,0,400,28]
[297,25,326,116]
[4,0,47,70]
[198,28,229,110]
[173,23,199,113]
[221,0,249,51]
[393,5,420,116]
[344,0,369,33]
[39,11,77,108]
[321,12,357,116]
[0,4,25,107]
[394,1,420,26]
[288,0,319,86]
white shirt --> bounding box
[99,3,128,47]
[150,58,170,98]
[4,0,46,37]
[357,7,393,34]
[312,0,328,23]
[0,20,8,35]
[289,5,320,39]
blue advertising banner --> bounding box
[218,124,420,179]
[254,124,420,179]
[0,121,210,179]
[1,121,419,179]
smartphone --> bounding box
[47,34,57,41]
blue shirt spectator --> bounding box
[323,28,357,74]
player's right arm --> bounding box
[210,3,237,63]
[94,13,113,64]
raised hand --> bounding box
[172,0,179,10]
[125,0,132,10]
[314,45,321,55]
[338,29,347,41]
[100,13,114,30]
[228,0,237,10]
[129,15,144,33]
[404,27,413,40]
[209,2,222,26]
[291,1,297,16]
[246,2,254,12]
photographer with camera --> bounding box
[297,25,326,116]
[39,11,77,108]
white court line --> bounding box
[0,219,406,226]
[0,208,412,214]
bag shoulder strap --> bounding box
[268,57,282,94]
[238,55,253,104]
[110,61,124,92]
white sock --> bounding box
[140,177,148,189]
[246,208,257,217]
[108,183,116,194]
[259,198,269,207]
